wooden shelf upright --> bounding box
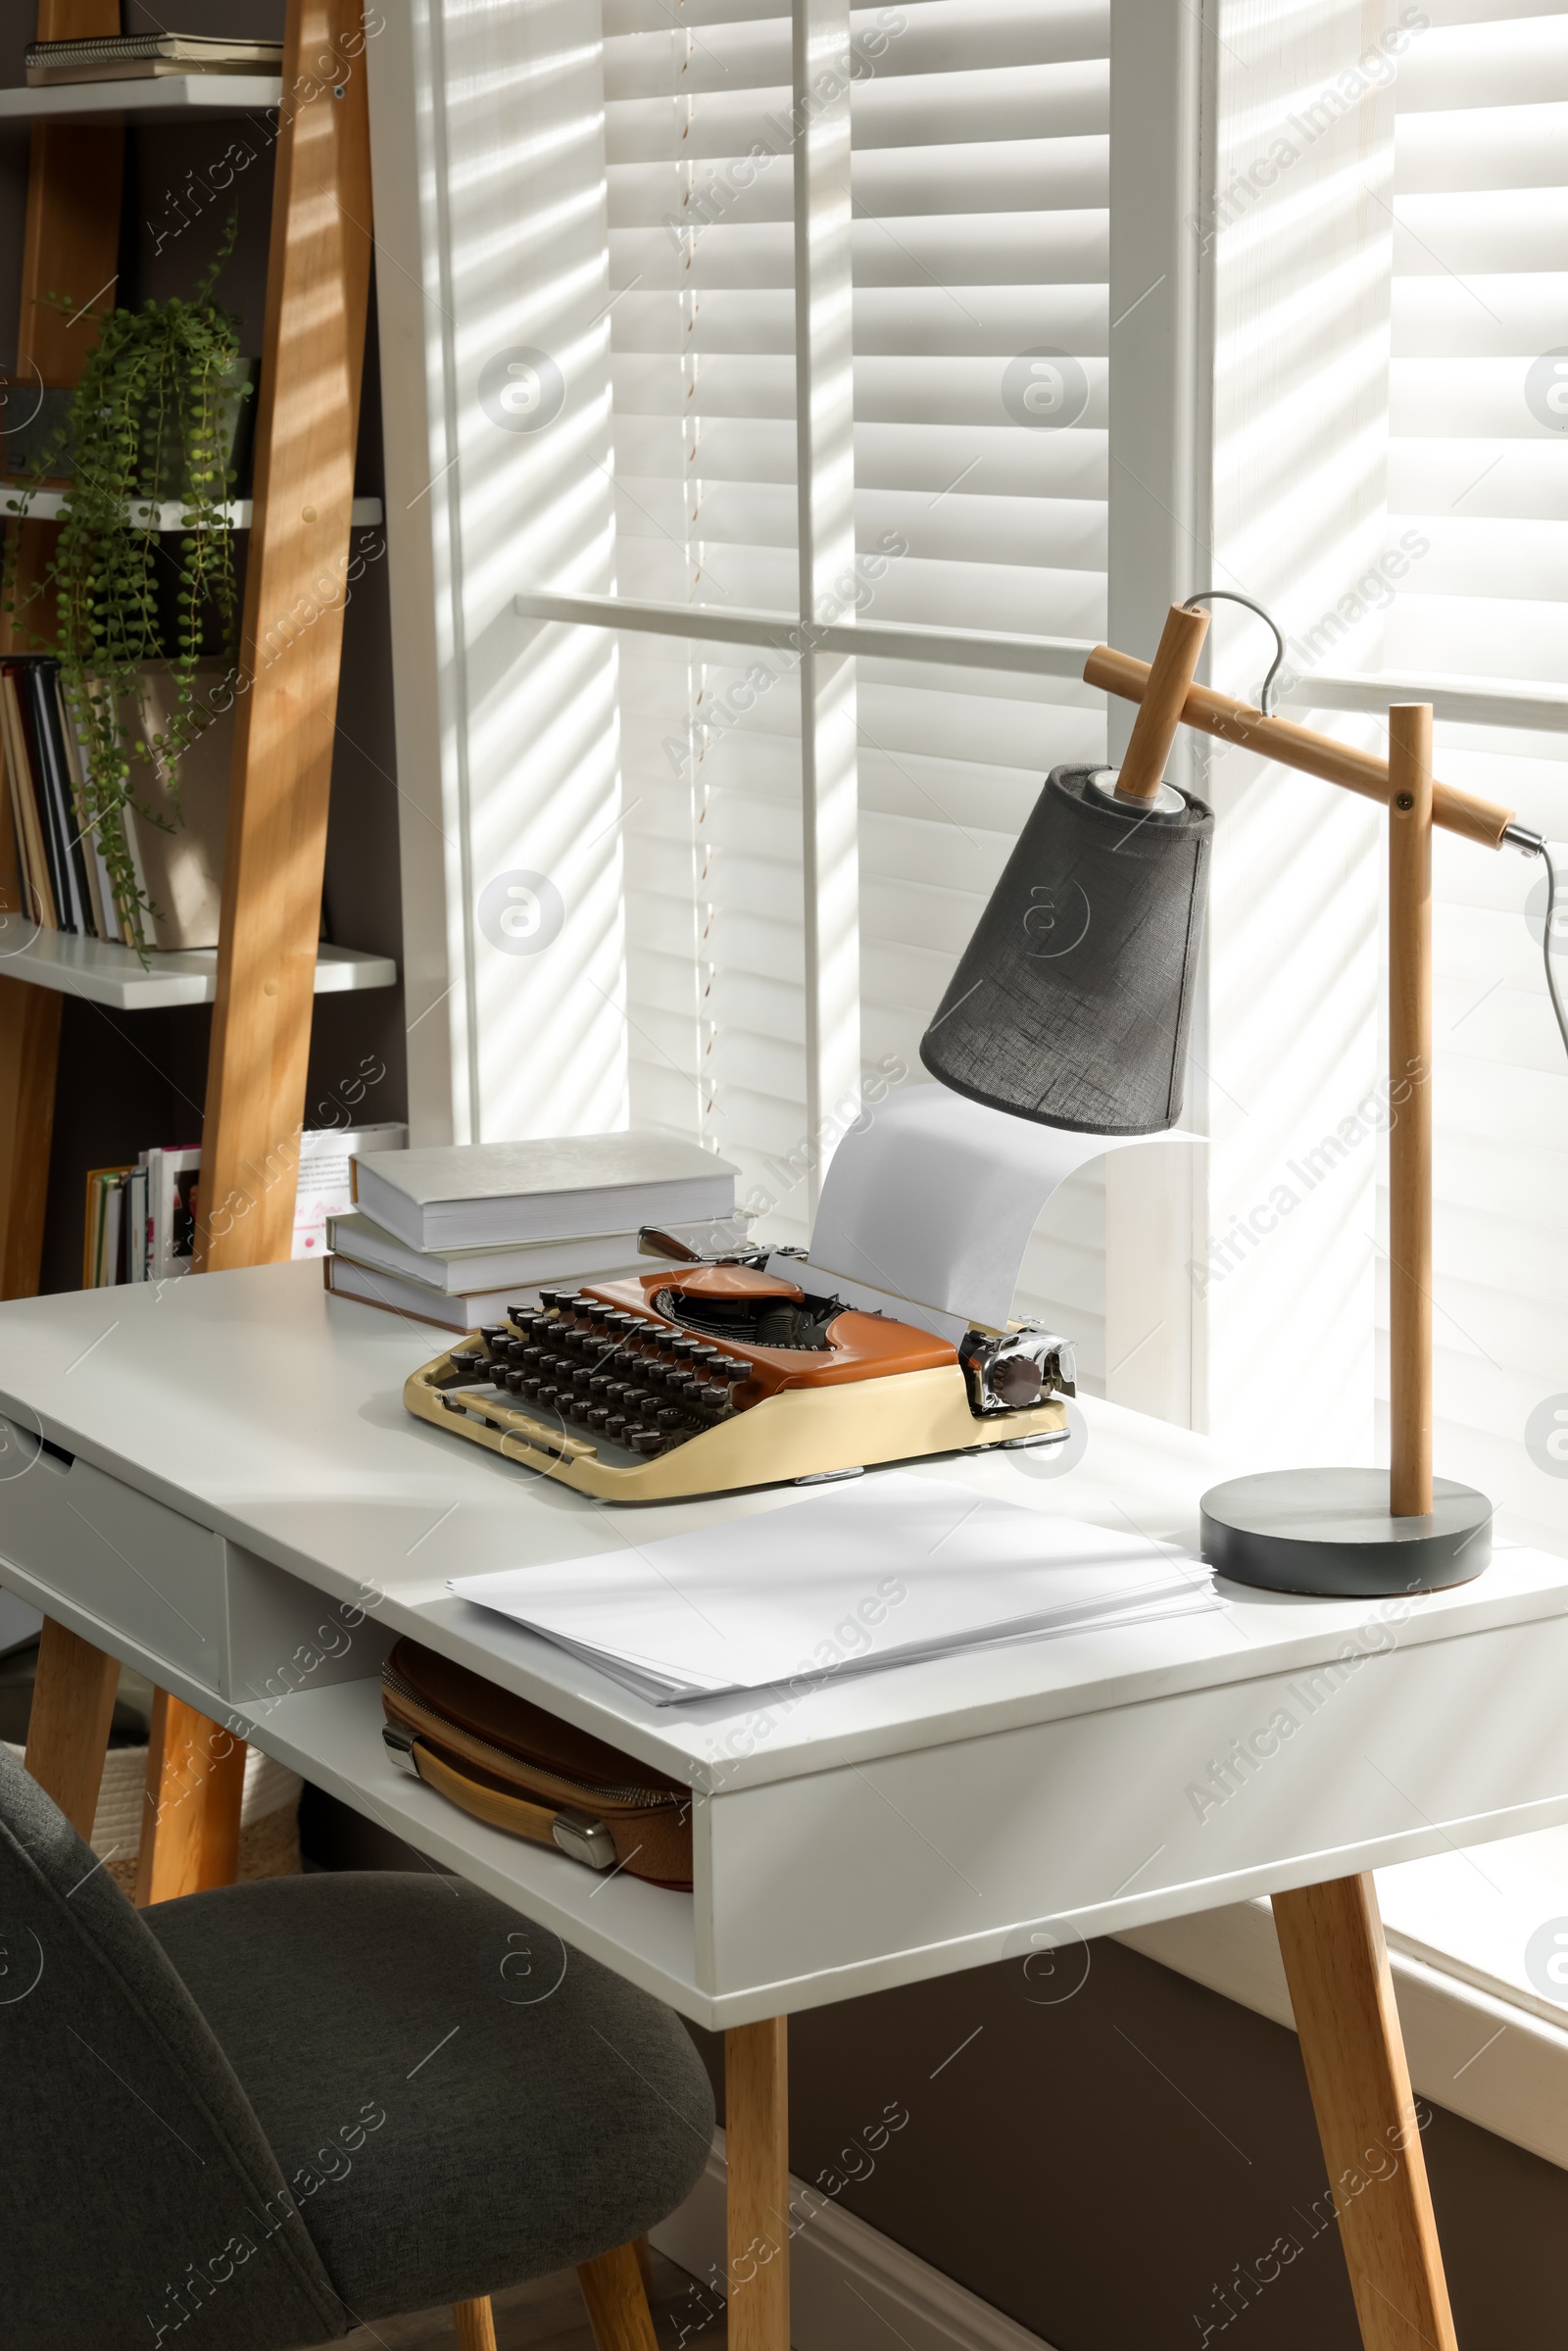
[0,0,376,1297]
[9,0,381,1951]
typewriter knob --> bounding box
[991,1356,1043,1406]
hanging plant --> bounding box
[2,212,253,954]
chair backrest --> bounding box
[0,1740,346,2351]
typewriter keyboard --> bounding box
[446,1289,748,1458]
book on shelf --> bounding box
[292,1126,408,1259]
[26,35,285,84]
[0,672,51,928]
[0,659,236,951]
[83,1165,136,1288]
[351,1133,739,1253]
[1,664,58,929]
[81,1125,409,1290]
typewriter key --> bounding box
[655,1405,684,1430]
[586,1406,609,1430]
[629,1430,664,1455]
[605,1413,627,1439]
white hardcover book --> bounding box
[324,1250,664,1333]
[351,1133,738,1252]
[324,1211,656,1295]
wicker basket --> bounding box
[5,1739,304,1894]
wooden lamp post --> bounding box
[1085,603,1543,1594]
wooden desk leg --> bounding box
[451,2297,499,2350]
[725,2017,790,2351]
[1273,1875,1458,2351]
[576,2244,659,2350]
[23,1617,119,1837]
[134,1691,248,1906]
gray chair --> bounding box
[0,1739,714,2350]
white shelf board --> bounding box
[0,932,396,1009]
[229,1677,707,2017]
[0,77,283,124]
[1,490,384,530]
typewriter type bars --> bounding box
[403,1260,1074,1503]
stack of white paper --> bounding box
[448,1472,1217,1705]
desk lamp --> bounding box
[922,600,1559,1597]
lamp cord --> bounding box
[1543,846,1568,1065]
[1182,588,1287,715]
[1179,587,1568,1067]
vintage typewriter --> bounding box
[403,1238,1076,1503]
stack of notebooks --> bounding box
[326,1133,743,1331]
[85,1123,406,1289]
[25,34,285,85]
[450,1472,1220,1705]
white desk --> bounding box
[5,1262,1566,2351]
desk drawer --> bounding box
[0,1418,220,1684]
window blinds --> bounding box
[608,0,1111,1364]
[1382,1,1568,1545]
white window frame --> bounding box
[368,0,1568,2171]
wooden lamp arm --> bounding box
[1086,636,1519,851]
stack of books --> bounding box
[325,1133,744,1332]
[84,1123,406,1288]
[25,34,285,85]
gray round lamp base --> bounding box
[1200,1467,1492,1597]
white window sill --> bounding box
[1116,1824,1568,2174]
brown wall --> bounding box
[687,1941,1568,2351]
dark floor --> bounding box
[319,2249,727,2350]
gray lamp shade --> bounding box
[919,763,1214,1135]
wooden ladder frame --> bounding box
[0,0,374,1293]
[2,0,376,1921]
[3,0,374,1896]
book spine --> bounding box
[0,669,56,928]
[33,661,92,936]
[0,686,27,935]
[25,36,169,64]
[13,662,75,931]
[54,672,107,941]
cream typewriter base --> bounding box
[404,1351,1068,1503]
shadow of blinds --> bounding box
[608,0,1110,1364]
[1382,3,1568,1547]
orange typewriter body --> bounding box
[403,1258,1071,1503]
